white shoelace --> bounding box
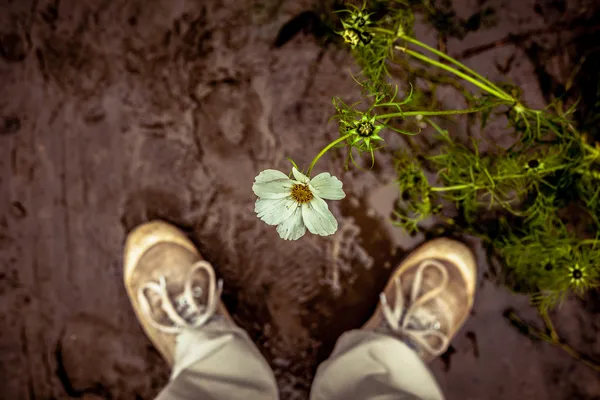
[380,259,451,356]
[137,260,223,334]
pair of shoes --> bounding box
[123,221,476,365]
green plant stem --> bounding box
[429,165,571,194]
[430,184,473,192]
[581,140,600,159]
[398,35,513,100]
[376,103,510,120]
[394,45,514,102]
[369,27,396,36]
[500,165,568,180]
[306,133,354,177]
[580,239,599,246]
[539,309,600,372]
[507,310,600,372]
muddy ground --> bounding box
[1,0,600,399]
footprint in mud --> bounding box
[0,32,28,62]
[120,188,193,234]
[1,116,21,135]
[56,314,168,399]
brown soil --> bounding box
[1,0,599,399]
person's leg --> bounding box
[123,221,279,400]
[310,238,477,400]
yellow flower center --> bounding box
[291,184,313,204]
[343,29,360,47]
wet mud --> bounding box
[1,0,599,399]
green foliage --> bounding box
[391,149,441,233]
[324,0,600,311]
[330,77,416,169]
[335,0,415,82]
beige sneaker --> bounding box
[124,220,233,366]
[363,238,477,363]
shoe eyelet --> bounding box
[192,287,203,298]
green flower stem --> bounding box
[369,27,396,36]
[430,184,473,192]
[376,103,511,120]
[306,133,354,177]
[429,165,570,193]
[398,35,513,100]
[394,45,513,102]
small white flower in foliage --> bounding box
[252,167,346,240]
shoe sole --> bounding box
[363,238,477,333]
[123,220,233,321]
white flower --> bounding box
[252,167,346,240]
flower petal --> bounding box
[309,172,346,200]
[255,197,298,226]
[302,196,338,236]
[292,167,309,184]
[254,169,289,183]
[253,179,294,199]
[276,206,306,240]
